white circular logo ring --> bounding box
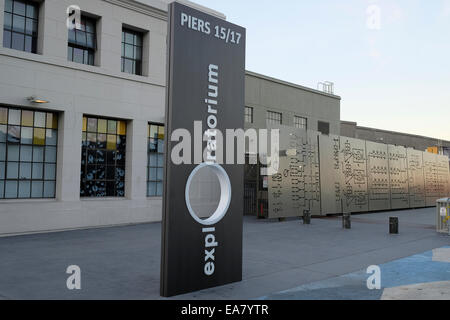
[185,163,232,226]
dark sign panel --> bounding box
[161,2,246,297]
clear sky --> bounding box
[191,0,450,141]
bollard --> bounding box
[303,211,311,225]
[342,213,351,229]
[389,217,399,234]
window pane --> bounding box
[0,180,4,199]
[46,113,58,129]
[20,145,32,161]
[44,163,56,180]
[26,4,38,19]
[67,46,73,61]
[33,128,45,145]
[25,19,37,36]
[0,144,5,161]
[147,182,156,196]
[11,32,24,50]
[87,118,97,132]
[68,29,76,43]
[5,181,18,198]
[45,129,57,145]
[0,162,5,179]
[75,29,86,46]
[135,34,142,46]
[157,182,163,196]
[7,144,19,161]
[14,1,26,15]
[31,181,43,198]
[34,112,46,127]
[21,110,33,126]
[107,135,116,150]
[0,108,6,124]
[20,126,32,144]
[7,125,20,143]
[32,162,43,179]
[4,13,12,29]
[8,109,21,125]
[117,121,126,135]
[134,46,142,60]
[85,20,95,33]
[5,0,13,12]
[149,167,156,180]
[0,125,6,142]
[124,44,133,59]
[7,161,19,179]
[125,32,134,44]
[19,162,31,179]
[73,47,84,64]
[86,33,95,48]
[43,181,55,198]
[123,59,133,74]
[97,119,107,133]
[18,180,31,198]
[45,146,57,163]
[3,30,11,48]
[107,120,116,134]
[33,146,44,162]
[12,15,25,33]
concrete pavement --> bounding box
[0,207,448,299]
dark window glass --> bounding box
[147,123,164,197]
[0,107,58,199]
[68,16,97,66]
[3,0,39,54]
[318,121,330,135]
[81,116,127,198]
[121,28,143,76]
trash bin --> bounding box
[436,198,450,234]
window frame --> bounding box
[121,27,143,76]
[294,115,308,130]
[245,106,254,124]
[147,122,164,197]
[80,116,127,198]
[266,111,282,125]
[3,0,39,54]
[67,15,97,66]
[0,106,58,200]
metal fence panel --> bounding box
[388,145,410,209]
[366,141,391,211]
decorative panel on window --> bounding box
[147,123,164,197]
[80,116,126,197]
[3,0,39,53]
[68,16,96,66]
[121,28,143,76]
[0,106,58,199]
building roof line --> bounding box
[342,121,450,144]
[245,70,342,100]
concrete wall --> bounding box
[342,121,450,152]
[245,71,341,134]
[0,0,168,235]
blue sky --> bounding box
[192,0,450,141]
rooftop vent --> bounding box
[317,81,334,94]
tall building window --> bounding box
[294,116,307,130]
[3,0,39,53]
[0,107,58,199]
[68,16,97,66]
[267,111,282,125]
[81,117,126,197]
[245,107,253,124]
[318,121,330,135]
[121,28,143,75]
[147,123,164,197]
